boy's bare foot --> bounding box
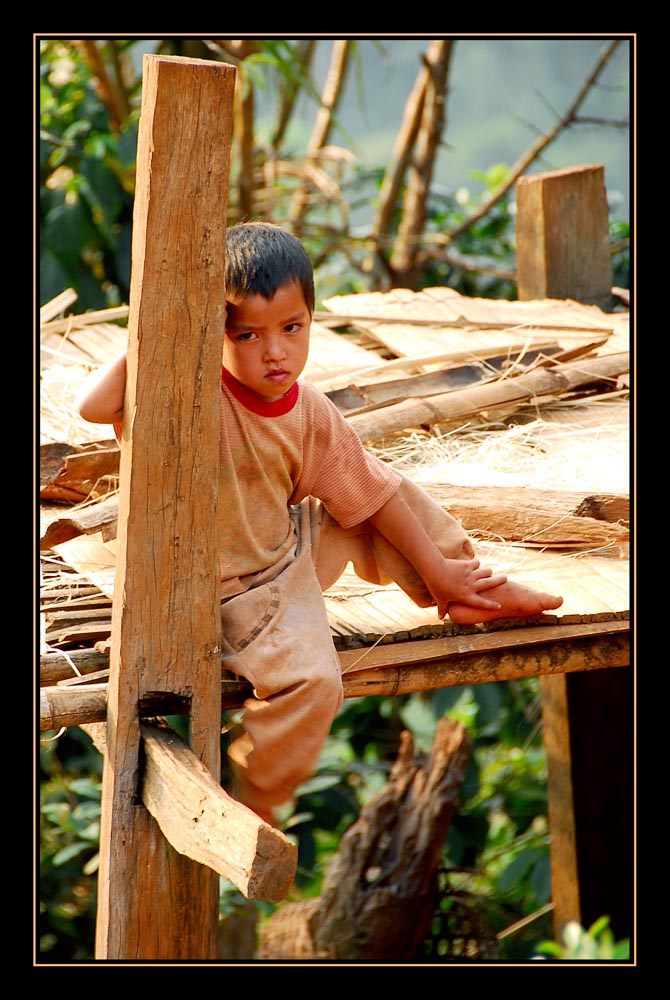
[446,579,563,625]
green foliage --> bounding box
[37,39,631,961]
[39,729,102,961]
[534,916,631,961]
[39,40,140,310]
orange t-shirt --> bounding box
[217,367,401,593]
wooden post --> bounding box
[540,668,633,940]
[516,164,613,308]
[95,55,236,960]
[517,165,633,943]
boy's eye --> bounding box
[235,331,257,342]
[284,322,302,334]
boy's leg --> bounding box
[313,474,562,622]
[313,474,475,606]
[222,505,343,820]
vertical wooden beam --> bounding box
[517,162,632,944]
[95,54,236,960]
[540,674,582,930]
[516,164,613,307]
[541,667,633,941]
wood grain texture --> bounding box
[140,722,297,903]
[516,165,613,307]
[95,54,236,961]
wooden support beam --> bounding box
[94,54,236,961]
[541,668,634,942]
[140,721,297,903]
[40,620,630,732]
[514,162,633,943]
[515,164,613,308]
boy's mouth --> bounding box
[265,369,290,382]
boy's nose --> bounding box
[263,336,286,361]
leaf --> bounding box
[83,853,100,875]
[473,682,506,727]
[399,694,438,748]
[53,841,92,866]
[498,846,544,891]
[295,773,343,796]
[69,777,102,799]
[529,851,552,903]
[41,802,70,825]
[587,914,611,938]
[534,941,563,958]
[562,920,584,952]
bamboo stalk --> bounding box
[348,351,629,444]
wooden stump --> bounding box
[258,716,472,961]
[516,164,613,308]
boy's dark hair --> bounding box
[225,221,315,314]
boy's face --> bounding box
[223,280,311,402]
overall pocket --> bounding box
[220,581,282,658]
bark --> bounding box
[257,717,471,960]
[389,40,454,288]
[289,40,351,224]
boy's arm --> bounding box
[75,353,127,425]
[368,490,506,619]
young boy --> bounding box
[76,221,562,825]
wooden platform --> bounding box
[38,281,633,949]
[39,282,630,670]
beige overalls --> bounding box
[220,474,474,817]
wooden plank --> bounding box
[324,346,563,416]
[95,54,236,961]
[140,721,297,903]
[347,352,629,444]
[516,165,613,308]
[321,286,617,359]
[44,483,629,557]
[303,319,381,376]
[40,620,629,732]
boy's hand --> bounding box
[423,558,507,620]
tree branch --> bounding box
[438,40,623,248]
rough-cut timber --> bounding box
[40,483,629,553]
[95,54,236,961]
[347,351,629,444]
[140,721,297,902]
[40,446,120,504]
[257,717,471,961]
[516,164,613,308]
[39,619,630,733]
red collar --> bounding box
[222,366,299,416]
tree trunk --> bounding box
[289,39,351,225]
[389,40,454,288]
[366,51,429,286]
[257,717,471,961]
[271,40,316,150]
